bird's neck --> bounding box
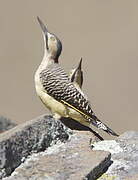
[38,52,58,72]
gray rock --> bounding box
[0,116,16,133]
[0,115,71,179]
[93,131,138,180]
[3,131,111,180]
[2,114,137,180]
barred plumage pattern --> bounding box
[39,64,118,136]
[40,64,95,119]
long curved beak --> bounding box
[37,16,49,50]
[77,58,82,70]
[37,16,48,34]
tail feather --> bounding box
[90,116,119,137]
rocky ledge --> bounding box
[0,116,16,133]
[0,115,138,180]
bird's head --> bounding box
[37,17,62,63]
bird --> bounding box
[69,58,83,89]
[69,58,90,104]
[63,58,105,140]
[35,17,118,137]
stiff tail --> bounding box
[90,116,119,136]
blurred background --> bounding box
[0,0,138,136]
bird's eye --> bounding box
[50,36,55,41]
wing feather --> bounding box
[40,64,94,119]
